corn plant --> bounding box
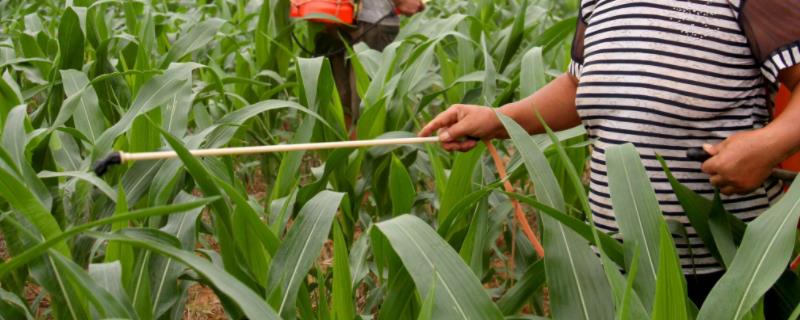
[0,0,798,319]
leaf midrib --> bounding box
[619,154,658,279]
[733,198,800,318]
[396,225,469,319]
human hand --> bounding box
[394,0,425,16]
[419,104,500,152]
[701,129,784,195]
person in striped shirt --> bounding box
[420,0,800,305]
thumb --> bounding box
[703,143,719,156]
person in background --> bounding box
[419,0,800,308]
[315,0,425,131]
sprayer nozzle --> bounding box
[93,152,122,176]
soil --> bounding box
[184,284,226,320]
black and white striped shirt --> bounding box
[569,0,800,273]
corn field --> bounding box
[0,0,798,319]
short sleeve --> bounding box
[569,1,596,79]
[740,0,800,83]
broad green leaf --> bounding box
[498,0,527,72]
[0,71,22,128]
[708,192,736,267]
[158,122,247,284]
[497,260,546,315]
[499,112,614,320]
[57,7,84,71]
[0,287,33,320]
[389,154,415,216]
[438,144,485,224]
[652,225,689,320]
[94,63,198,155]
[375,214,504,319]
[150,193,205,318]
[539,116,648,319]
[606,143,663,310]
[332,222,355,320]
[38,171,115,200]
[159,18,225,68]
[520,47,546,97]
[92,229,281,320]
[0,197,217,277]
[61,69,106,143]
[698,178,800,320]
[50,253,134,319]
[0,153,69,257]
[266,191,344,319]
[505,192,625,267]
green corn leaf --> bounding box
[94,63,198,155]
[708,192,737,267]
[498,0,527,73]
[38,170,116,200]
[91,228,281,320]
[149,193,206,318]
[57,7,84,71]
[0,287,33,320]
[0,197,216,277]
[499,112,614,320]
[0,151,69,257]
[652,225,689,320]
[539,116,649,319]
[389,154,416,216]
[520,47,546,97]
[619,247,642,320]
[158,122,249,285]
[374,214,504,319]
[60,69,106,143]
[49,253,134,319]
[417,276,437,320]
[438,144,485,225]
[606,143,663,311]
[497,260,546,315]
[332,222,355,320]
[159,18,226,68]
[0,71,22,129]
[266,191,344,319]
[698,178,800,320]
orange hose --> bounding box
[792,254,799,271]
[485,140,545,258]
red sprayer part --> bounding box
[290,0,355,25]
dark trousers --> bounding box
[686,271,723,306]
[315,22,398,131]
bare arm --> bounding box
[418,73,581,151]
[494,73,582,138]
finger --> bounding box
[419,108,459,138]
[443,118,477,142]
[701,160,718,175]
[720,186,738,196]
[709,175,729,188]
[703,143,719,156]
[456,140,477,151]
[441,141,461,151]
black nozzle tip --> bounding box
[686,147,712,162]
[93,152,122,177]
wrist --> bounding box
[758,124,800,166]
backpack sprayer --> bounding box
[290,0,357,25]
